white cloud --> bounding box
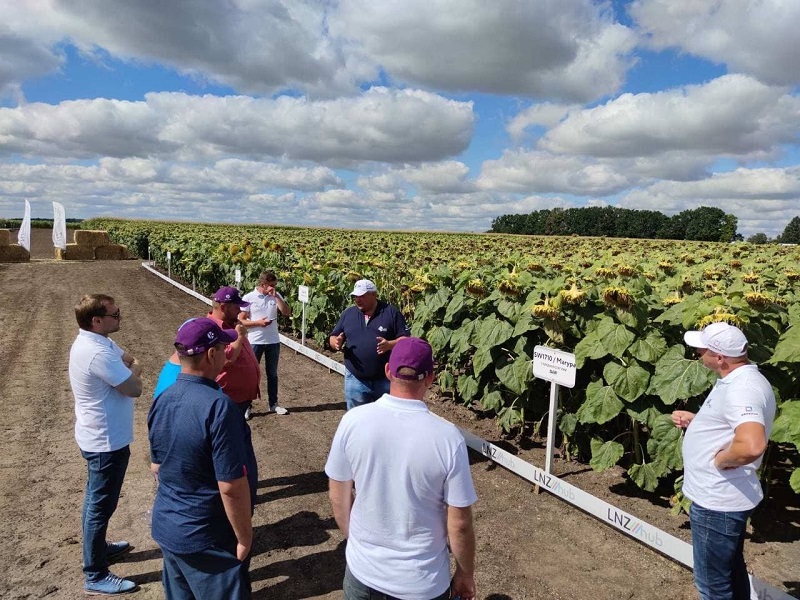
[359,162,474,195]
[541,75,800,159]
[0,88,474,163]
[619,166,800,237]
[478,151,634,196]
[329,0,637,101]
[631,0,800,86]
[507,103,578,141]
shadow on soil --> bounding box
[251,540,346,599]
[253,510,335,556]
[285,401,347,413]
[256,471,328,503]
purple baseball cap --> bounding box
[175,317,238,356]
[388,337,434,381]
[213,286,250,307]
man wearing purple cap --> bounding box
[328,279,410,410]
[673,322,775,600]
[209,286,261,419]
[148,318,258,599]
[325,337,477,600]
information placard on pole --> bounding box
[533,346,576,473]
[298,285,309,346]
[235,269,242,286]
[166,251,171,280]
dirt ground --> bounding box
[1,229,797,600]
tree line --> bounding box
[489,206,741,242]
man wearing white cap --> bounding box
[673,322,775,600]
[329,279,410,410]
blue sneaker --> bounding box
[85,572,137,595]
[106,541,131,561]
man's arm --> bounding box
[218,476,253,561]
[276,293,290,317]
[447,504,476,600]
[225,323,248,365]
[238,310,268,328]
[714,422,768,469]
[328,478,354,538]
[115,371,142,397]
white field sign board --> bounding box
[142,262,796,600]
[533,345,576,387]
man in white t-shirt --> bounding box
[240,270,291,418]
[325,337,478,600]
[69,294,143,595]
[673,322,775,600]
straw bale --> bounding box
[95,244,129,260]
[0,229,10,246]
[74,230,111,247]
[0,244,30,262]
[58,243,95,260]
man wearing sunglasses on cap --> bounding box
[69,294,143,595]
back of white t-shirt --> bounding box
[682,364,776,511]
[325,394,477,600]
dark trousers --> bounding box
[81,445,130,582]
[690,502,753,600]
[161,544,252,600]
[343,566,450,600]
[252,343,280,407]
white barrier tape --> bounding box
[142,262,796,600]
[142,262,212,305]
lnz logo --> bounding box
[606,509,663,547]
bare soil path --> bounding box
[1,229,796,599]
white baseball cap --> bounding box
[684,322,748,357]
[351,279,377,296]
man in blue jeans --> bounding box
[329,279,409,410]
[673,322,776,600]
[240,270,291,418]
[69,294,143,595]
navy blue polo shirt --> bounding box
[330,301,410,380]
[147,373,258,554]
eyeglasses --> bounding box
[103,310,121,320]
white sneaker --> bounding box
[271,405,289,415]
[244,407,251,420]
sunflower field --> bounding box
[84,218,800,500]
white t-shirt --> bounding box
[325,394,477,600]
[69,329,135,453]
[241,289,283,345]
[682,364,776,511]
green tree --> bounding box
[747,232,769,244]
[778,216,800,244]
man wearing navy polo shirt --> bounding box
[329,279,410,410]
[148,318,258,600]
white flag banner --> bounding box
[18,200,31,251]
[52,202,67,250]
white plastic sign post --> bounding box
[533,346,577,474]
[235,269,242,286]
[298,285,309,346]
[166,251,171,280]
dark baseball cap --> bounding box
[175,317,237,356]
[213,286,250,307]
[388,337,434,381]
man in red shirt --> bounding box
[208,286,261,419]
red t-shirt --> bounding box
[207,312,261,403]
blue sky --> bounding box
[1,1,799,237]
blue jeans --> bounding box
[690,502,753,600]
[343,566,449,600]
[252,343,280,408]
[161,544,251,599]
[344,369,389,410]
[81,446,131,582]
